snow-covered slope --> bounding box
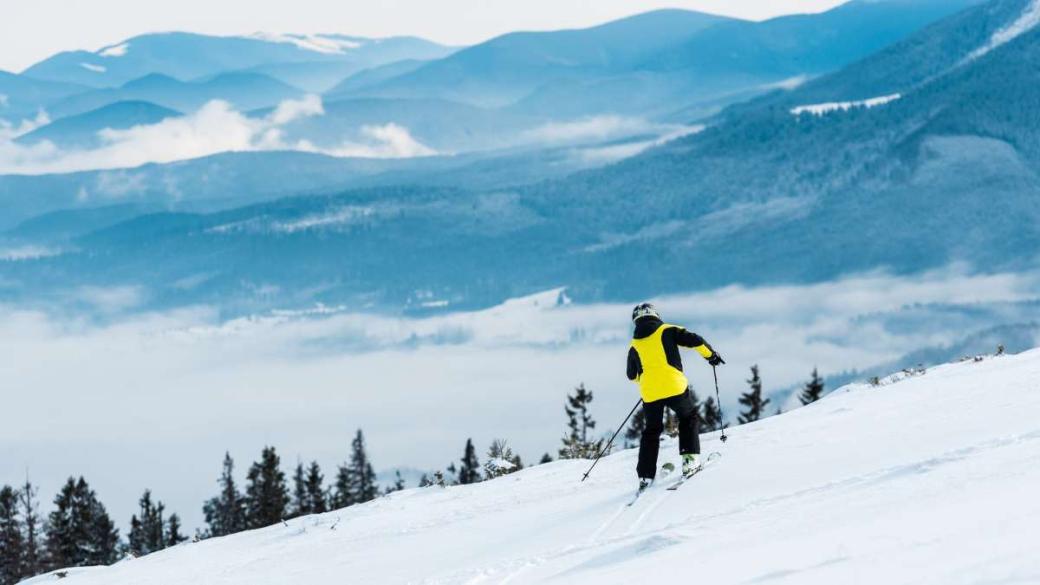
[26,349,1040,585]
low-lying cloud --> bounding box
[2,266,1038,532]
[0,96,438,175]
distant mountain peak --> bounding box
[248,32,365,54]
[97,42,129,58]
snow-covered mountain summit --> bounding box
[23,347,1040,584]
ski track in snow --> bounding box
[22,349,1040,585]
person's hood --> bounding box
[633,316,663,339]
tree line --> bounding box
[1,368,825,584]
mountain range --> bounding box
[3,1,980,158]
[2,0,1037,318]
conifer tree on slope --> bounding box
[458,439,482,485]
[702,396,723,432]
[244,446,290,529]
[291,463,308,518]
[384,471,406,494]
[304,462,327,514]
[202,452,247,537]
[800,368,826,405]
[559,383,602,459]
[128,490,166,557]
[45,477,119,569]
[333,430,378,508]
[738,365,771,424]
[19,479,42,579]
[0,485,25,585]
[484,439,522,479]
[165,514,187,546]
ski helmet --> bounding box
[631,302,660,322]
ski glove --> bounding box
[707,352,725,366]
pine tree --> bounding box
[128,490,165,557]
[332,430,378,508]
[244,446,290,529]
[444,463,458,486]
[19,479,41,579]
[75,478,119,566]
[202,452,247,537]
[799,368,825,405]
[384,471,406,495]
[165,514,187,546]
[539,453,553,465]
[458,439,481,484]
[44,479,76,570]
[702,397,722,432]
[418,474,433,488]
[484,439,521,479]
[291,463,308,518]
[0,485,25,585]
[738,365,771,424]
[350,431,378,503]
[45,477,119,569]
[624,409,646,448]
[303,462,327,514]
[559,383,602,459]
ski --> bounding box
[666,451,722,491]
[627,481,653,506]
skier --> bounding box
[627,303,724,490]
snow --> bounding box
[0,245,61,261]
[0,94,8,108]
[791,94,901,116]
[968,0,1040,60]
[250,32,362,54]
[30,348,1040,585]
[79,62,107,73]
[98,43,129,57]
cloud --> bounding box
[0,109,50,140]
[521,115,660,145]
[311,123,438,158]
[0,95,436,175]
[573,124,704,164]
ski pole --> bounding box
[581,399,642,482]
[713,365,728,443]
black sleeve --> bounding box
[673,327,708,349]
[627,347,642,380]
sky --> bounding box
[0,0,848,72]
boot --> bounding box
[682,453,702,477]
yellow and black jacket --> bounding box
[627,317,715,403]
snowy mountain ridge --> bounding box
[22,347,1040,585]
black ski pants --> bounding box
[637,388,700,479]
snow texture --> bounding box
[250,33,362,54]
[98,43,129,57]
[28,348,1040,585]
[969,0,1040,60]
[791,94,901,116]
[79,62,107,73]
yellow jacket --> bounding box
[628,321,713,403]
